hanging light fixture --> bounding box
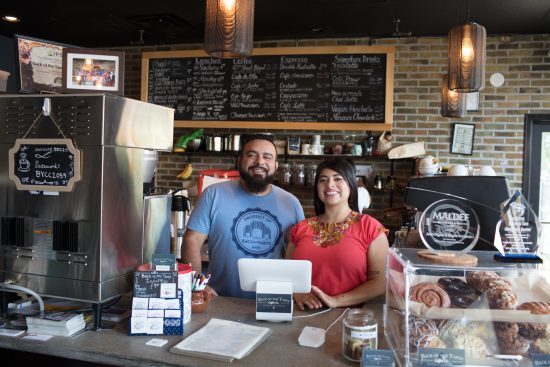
[204,0,254,59]
[441,74,466,118]
[447,0,486,92]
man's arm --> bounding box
[181,229,208,274]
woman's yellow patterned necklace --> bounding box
[308,211,361,248]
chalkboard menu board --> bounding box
[134,270,178,298]
[141,46,394,131]
[8,138,82,192]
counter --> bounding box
[0,296,387,366]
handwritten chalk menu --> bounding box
[141,46,394,131]
[134,270,178,298]
[8,138,82,192]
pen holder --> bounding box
[191,289,211,313]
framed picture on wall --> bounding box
[14,34,75,93]
[62,48,124,95]
[451,122,475,155]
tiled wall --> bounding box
[116,34,550,228]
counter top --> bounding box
[0,296,387,366]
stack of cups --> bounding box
[311,135,323,155]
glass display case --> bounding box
[385,248,550,366]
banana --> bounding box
[177,163,193,180]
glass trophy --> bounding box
[494,190,542,262]
[418,198,480,255]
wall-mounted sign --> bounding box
[141,46,395,131]
[8,138,82,192]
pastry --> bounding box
[437,277,481,308]
[440,321,489,359]
[517,302,550,339]
[495,322,530,356]
[410,282,451,308]
[486,286,518,309]
[531,335,550,354]
[518,301,550,315]
[408,316,440,351]
[465,271,501,292]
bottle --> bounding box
[279,163,291,185]
[342,309,378,362]
[171,192,190,259]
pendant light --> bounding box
[447,0,486,92]
[441,74,466,118]
[204,0,254,59]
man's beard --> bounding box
[239,165,275,193]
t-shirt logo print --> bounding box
[231,208,283,257]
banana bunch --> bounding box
[177,162,193,180]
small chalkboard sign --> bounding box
[418,348,465,367]
[256,293,292,314]
[532,354,550,367]
[8,138,82,192]
[361,349,395,367]
[134,270,178,298]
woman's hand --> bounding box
[311,285,340,308]
[293,291,324,310]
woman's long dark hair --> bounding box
[313,157,359,216]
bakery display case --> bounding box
[385,248,550,366]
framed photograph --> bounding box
[466,91,480,111]
[451,122,475,155]
[14,34,75,93]
[62,48,124,95]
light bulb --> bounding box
[461,37,474,63]
[221,0,236,14]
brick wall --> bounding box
[116,34,550,228]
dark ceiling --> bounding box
[1,0,550,48]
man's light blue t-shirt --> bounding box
[187,180,305,298]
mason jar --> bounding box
[342,308,378,362]
[279,163,291,185]
[291,163,305,186]
[306,164,317,186]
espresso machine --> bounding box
[0,94,173,326]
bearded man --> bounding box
[182,134,304,298]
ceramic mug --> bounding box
[301,144,311,155]
[448,164,469,176]
[419,165,442,176]
[478,165,496,176]
[191,289,212,313]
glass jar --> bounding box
[342,308,378,362]
[279,163,291,185]
[292,163,305,186]
[306,164,317,186]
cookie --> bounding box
[518,322,547,340]
[410,282,451,308]
[495,322,530,356]
[487,286,518,309]
[437,277,481,308]
[517,302,550,339]
[465,271,501,292]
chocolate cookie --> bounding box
[410,282,451,308]
[517,302,550,339]
[465,271,501,292]
[437,277,481,308]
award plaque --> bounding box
[418,199,480,255]
[494,191,541,262]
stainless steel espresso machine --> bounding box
[0,94,173,327]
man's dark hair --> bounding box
[239,134,277,159]
[313,157,359,215]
